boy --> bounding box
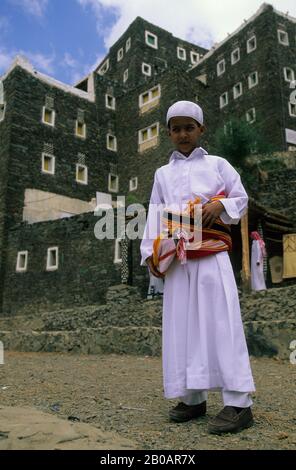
[140,101,255,434]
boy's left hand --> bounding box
[202,201,224,228]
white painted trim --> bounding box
[0,102,6,122]
[246,107,256,123]
[42,106,55,127]
[177,47,186,60]
[98,58,110,75]
[46,247,59,271]
[145,30,158,49]
[231,47,240,65]
[108,173,119,193]
[217,59,225,76]
[190,51,200,64]
[41,152,55,175]
[129,177,138,191]
[142,62,152,76]
[233,82,243,99]
[284,67,295,83]
[247,35,257,53]
[126,37,131,52]
[105,94,116,110]
[106,133,117,152]
[288,102,296,117]
[75,120,86,139]
[123,68,129,83]
[16,251,28,272]
[117,47,124,62]
[139,84,161,108]
[278,29,289,46]
[76,163,88,185]
[248,71,258,89]
[138,122,159,143]
[219,92,228,109]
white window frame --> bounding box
[98,58,109,75]
[108,173,119,193]
[42,106,55,127]
[233,82,243,99]
[129,177,138,191]
[41,152,55,175]
[284,67,295,83]
[142,62,152,76]
[46,247,59,271]
[114,238,122,264]
[247,35,257,53]
[106,133,117,152]
[117,47,124,62]
[231,47,240,65]
[0,102,6,122]
[190,51,199,64]
[177,47,186,61]
[138,122,159,144]
[219,92,228,109]
[289,102,296,117]
[105,94,116,110]
[246,108,256,124]
[76,163,88,185]
[16,251,28,272]
[217,59,225,77]
[123,68,128,83]
[139,84,161,108]
[126,37,131,52]
[248,71,258,89]
[278,29,289,46]
[75,120,86,139]
[145,30,158,49]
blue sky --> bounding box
[0,0,296,85]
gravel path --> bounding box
[0,352,296,450]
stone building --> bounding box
[0,3,295,315]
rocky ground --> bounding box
[0,352,296,450]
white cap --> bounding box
[166,100,203,127]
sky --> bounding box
[0,0,296,86]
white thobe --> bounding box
[251,240,266,291]
[140,147,255,400]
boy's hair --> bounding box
[167,118,201,129]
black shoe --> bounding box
[169,401,207,423]
[208,406,254,434]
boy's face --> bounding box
[168,116,205,156]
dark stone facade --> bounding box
[0,4,296,315]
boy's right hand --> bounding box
[146,256,165,279]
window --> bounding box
[106,134,117,151]
[46,247,58,271]
[248,71,258,89]
[42,106,55,126]
[190,51,200,64]
[123,69,128,83]
[217,59,225,77]
[139,85,161,108]
[16,251,28,272]
[117,48,124,62]
[233,82,243,99]
[42,152,55,175]
[284,67,295,83]
[145,30,158,49]
[278,29,289,46]
[105,94,116,110]
[219,92,228,109]
[247,35,256,53]
[108,173,119,193]
[76,164,88,184]
[223,122,233,136]
[142,63,152,76]
[246,108,256,123]
[98,58,109,75]
[177,47,186,60]
[129,177,138,191]
[289,102,296,117]
[0,102,6,122]
[231,48,240,65]
[126,37,131,52]
[139,123,159,144]
[75,120,86,138]
[114,239,122,263]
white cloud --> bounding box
[77,0,296,50]
[0,47,55,75]
[9,0,48,17]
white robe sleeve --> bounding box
[140,170,164,266]
[217,158,248,225]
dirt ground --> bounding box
[0,352,296,450]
